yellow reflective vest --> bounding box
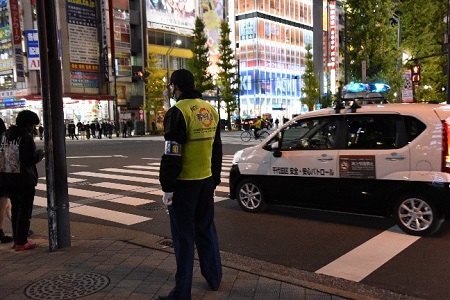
[174,98,219,180]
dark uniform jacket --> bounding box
[159,89,222,192]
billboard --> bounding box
[202,0,224,77]
[25,30,40,70]
[146,0,197,33]
[66,0,99,88]
[240,69,300,97]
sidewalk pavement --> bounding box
[0,218,417,300]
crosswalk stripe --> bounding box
[71,171,160,184]
[34,196,151,225]
[34,160,232,225]
[124,165,159,170]
[215,185,228,193]
[100,168,159,176]
[315,226,420,282]
[91,182,160,194]
[70,205,151,225]
[37,183,128,200]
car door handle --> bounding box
[317,154,333,161]
[386,153,406,161]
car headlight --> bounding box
[232,150,243,165]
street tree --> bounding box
[398,0,447,102]
[144,52,166,133]
[217,20,239,127]
[345,0,402,100]
[301,44,320,111]
[186,17,214,93]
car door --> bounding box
[268,115,343,209]
[337,113,410,213]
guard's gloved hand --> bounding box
[162,192,174,206]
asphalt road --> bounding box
[31,133,450,300]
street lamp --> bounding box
[164,39,181,109]
[166,39,182,83]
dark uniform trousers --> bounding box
[168,176,222,300]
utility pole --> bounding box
[36,0,71,251]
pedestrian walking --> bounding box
[0,117,12,243]
[121,120,127,138]
[84,123,91,139]
[0,110,44,251]
[38,125,44,140]
[158,69,222,300]
[76,121,84,139]
[68,120,78,140]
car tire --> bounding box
[394,194,443,236]
[236,178,267,213]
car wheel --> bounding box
[236,178,267,213]
[394,194,443,236]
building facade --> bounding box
[231,0,326,121]
[0,0,335,128]
[0,0,147,130]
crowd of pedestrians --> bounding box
[61,119,135,140]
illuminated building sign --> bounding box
[240,69,300,97]
[25,30,40,70]
[0,97,25,109]
[66,0,99,88]
[8,0,25,82]
[146,0,196,32]
[329,1,337,70]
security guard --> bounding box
[158,69,222,300]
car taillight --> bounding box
[442,120,450,173]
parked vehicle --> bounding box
[230,100,450,236]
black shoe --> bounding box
[0,234,13,243]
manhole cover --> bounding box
[137,203,166,211]
[24,272,110,299]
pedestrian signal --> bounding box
[411,64,421,83]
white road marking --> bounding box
[124,165,159,170]
[35,160,232,225]
[67,155,126,159]
[315,226,420,282]
[70,205,150,225]
[99,168,159,176]
[70,171,160,184]
[91,182,160,194]
[33,196,152,225]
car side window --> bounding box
[280,117,339,151]
[404,116,426,143]
[346,115,397,149]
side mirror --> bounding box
[271,141,282,157]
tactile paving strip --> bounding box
[24,272,110,299]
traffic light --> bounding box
[411,64,421,83]
[135,70,144,80]
[131,66,144,82]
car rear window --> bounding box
[346,115,397,149]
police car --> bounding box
[229,97,450,236]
